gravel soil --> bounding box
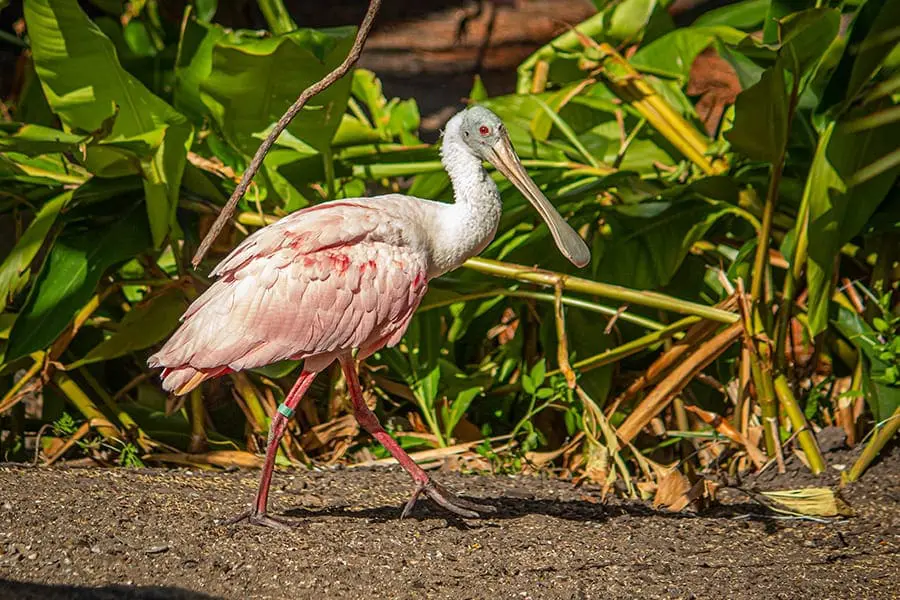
[0,447,898,600]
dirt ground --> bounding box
[0,446,897,600]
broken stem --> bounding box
[192,0,383,267]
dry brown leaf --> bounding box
[760,488,854,517]
[684,404,767,467]
[146,450,263,469]
[653,469,692,511]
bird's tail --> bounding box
[150,361,231,396]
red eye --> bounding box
[479,125,490,136]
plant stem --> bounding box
[749,351,780,458]
[76,367,152,452]
[773,373,825,474]
[420,288,667,330]
[463,257,738,324]
[258,0,297,34]
[231,373,270,436]
[842,406,900,484]
[52,372,121,443]
[0,352,44,413]
[189,388,208,453]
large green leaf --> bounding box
[725,62,788,162]
[0,191,71,304]
[67,286,188,368]
[591,199,740,290]
[631,26,746,81]
[805,117,900,335]
[25,0,193,247]
[180,21,355,156]
[819,0,900,116]
[5,205,152,362]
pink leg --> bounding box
[338,356,494,519]
[225,369,317,529]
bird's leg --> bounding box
[224,369,317,529]
[338,357,495,519]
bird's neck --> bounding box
[429,137,502,275]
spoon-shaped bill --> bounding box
[486,133,591,268]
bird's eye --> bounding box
[479,125,490,136]
[463,130,469,137]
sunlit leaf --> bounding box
[25,0,193,247]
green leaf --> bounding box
[446,386,481,434]
[779,8,840,77]
[693,0,770,30]
[183,22,355,155]
[725,63,788,163]
[819,0,900,116]
[5,206,152,362]
[0,191,71,304]
[193,0,217,22]
[25,0,193,247]
[762,0,811,45]
[591,199,739,289]
[530,359,547,390]
[833,306,900,421]
[470,74,489,102]
[0,123,85,156]
[631,26,746,81]
[67,287,188,368]
[522,373,536,395]
[805,116,900,335]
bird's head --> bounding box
[446,105,591,269]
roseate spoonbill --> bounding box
[148,106,590,528]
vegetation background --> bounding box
[0,0,898,511]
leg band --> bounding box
[277,402,295,419]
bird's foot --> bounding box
[221,508,296,530]
[401,478,496,519]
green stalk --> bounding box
[189,388,208,454]
[350,159,611,180]
[745,64,801,462]
[773,373,825,474]
[323,147,336,201]
[463,257,738,324]
[490,315,700,395]
[53,372,121,443]
[231,373,270,435]
[420,288,667,331]
[77,367,152,452]
[842,406,900,484]
[773,142,815,367]
[750,64,801,307]
[749,353,779,458]
[0,352,44,412]
[258,0,297,34]
[570,316,700,373]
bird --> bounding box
[148,105,591,528]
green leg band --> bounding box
[277,403,295,418]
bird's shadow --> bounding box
[280,493,784,532]
[0,580,220,600]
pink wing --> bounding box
[149,202,429,394]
